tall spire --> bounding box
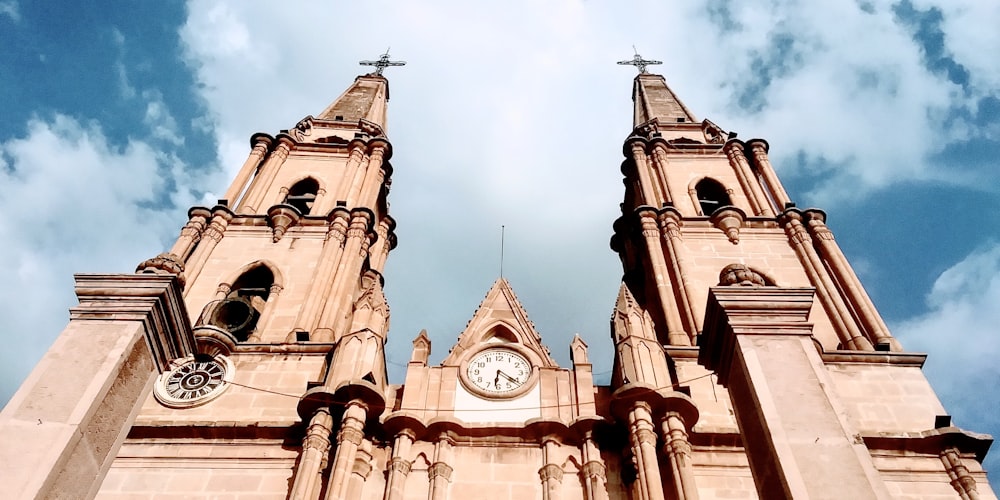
[631,73,696,128]
[317,74,390,129]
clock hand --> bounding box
[497,370,519,384]
[494,370,501,388]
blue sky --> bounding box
[1,0,999,482]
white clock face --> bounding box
[466,348,531,394]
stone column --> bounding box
[224,137,271,207]
[748,141,791,208]
[639,210,688,345]
[314,210,373,342]
[630,142,661,206]
[428,434,454,500]
[628,402,666,500]
[324,401,367,500]
[289,408,334,500]
[804,211,899,350]
[342,144,369,207]
[240,137,293,214]
[292,210,349,338]
[539,439,563,500]
[699,287,891,500]
[346,439,374,499]
[182,208,234,291]
[779,210,873,351]
[651,145,684,209]
[658,210,698,340]
[169,207,212,261]
[368,218,394,273]
[247,283,282,342]
[724,142,772,216]
[941,448,980,500]
[383,430,414,500]
[579,433,609,500]
[661,412,699,500]
[354,144,388,208]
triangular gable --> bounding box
[441,278,557,367]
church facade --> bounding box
[0,63,995,500]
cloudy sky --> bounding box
[2,0,999,478]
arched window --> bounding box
[210,265,274,342]
[284,178,319,215]
[695,178,732,216]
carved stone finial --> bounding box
[718,264,767,287]
[135,252,186,288]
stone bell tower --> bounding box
[610,60,995,499]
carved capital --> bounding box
[538,463,564,483]
[389,457,412,475]
[269,283,284,295]
[303,433,331,454]
[635,428,658,446]
[428,462,453,481]
[338,426,365,445]
[580,460,607,481]
[353,457,373,478]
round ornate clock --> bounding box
[461,347,537,399]
[154,355,234,408]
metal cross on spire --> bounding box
[617,46,662,74]
[359,49,406,76]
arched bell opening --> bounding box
[694,177,732,216]
[284,177,319,215]
[201,264,275,342]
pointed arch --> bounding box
[283,176,321,215]
[208,260,286,342]
[688,176,733,216]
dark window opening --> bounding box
[695,178,732,215]
[285,178,319,215]
[211,265,274,342]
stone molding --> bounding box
[71,274,195,372]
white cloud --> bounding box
[0,0,19,22]
[141,89,184,146]
[0,115,185,401]
[895,243,1000,472]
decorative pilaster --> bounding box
[778,210,873,351]
[240,136,293,214]
[247,283,282,342]
[638,209,688,345]
[383,430,414,500]
[324,401,368,500]
[428,434,454,500]
[747,140,791,208]
[169,207,212,260]
[539,439,564,500]
[661,411,699,500]
[354,142,389,208]
[628,402,666,500]
[289,408,334,500]
[630,141,660,206]
[658,209,698,338]
[723,141,772,216]
[224,135,271,206]
[346,439,374,499]
[649,144,679,205]
[578,429,609,500]
[314,209,374,342]
[804,210,900,350]
[292,209,349,340]
[941,448,980,500]
[182,207,234,290]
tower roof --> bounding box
[317,74,390,129]
[632,73,696,128]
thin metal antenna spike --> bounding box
[500,225,505,278]
[359,49,406,76]
[617,46,662,74]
